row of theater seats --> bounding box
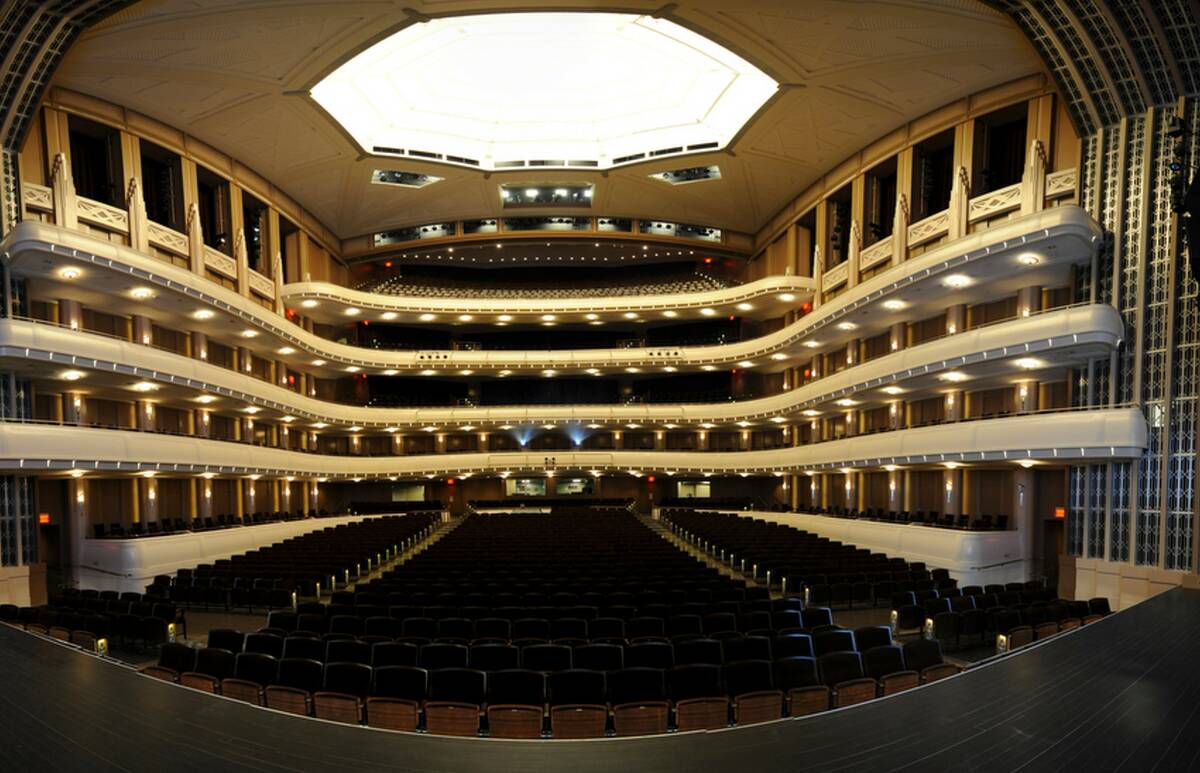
[143,637,956,737]
[0,593,185,652]
[357,269,735,300]
[93,510,340,539]
[893,590,1111,650]
[815,507,1010,531]
[148,513,440,598]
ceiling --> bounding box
[50,0,1043,241]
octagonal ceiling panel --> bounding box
[310,12,779,169]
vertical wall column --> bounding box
[943,468,963,516]
[946,304,965,335]
[1017,286,1042,317]
[68,477,87,585]
[889,322,906,352]
[59,299,82,330]
[63,391,84,424]
[136,400,155,431]
[842,470,856,510]
[887,469,903,513]
[944,391,962,422]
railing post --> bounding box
[50,153,78,230]
[1021,139,1047,215]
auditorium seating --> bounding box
[92,509,348,540]
[662,509,956,603]
[357,266,737,300]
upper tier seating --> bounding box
[356,265,738,300]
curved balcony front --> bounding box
[0,303,1123,429]
[0,408,1147,479]
[4,205,1101,374]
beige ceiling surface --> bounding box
[51,0,1041,240]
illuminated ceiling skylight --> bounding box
[311,12,778,171]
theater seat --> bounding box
[485,669,545,739]
[608,667,669,737]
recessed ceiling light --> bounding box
[663,310,678,318]
[882,299,906,311]
[243,406,261,414]
[778,293,796,302]
[542,369,557,377]
[381,311,397,320]
[700,422,716,429]
[312,359,327,366]
[700,308,716,316]
[770,416,786,423]
[836,321,857,331]
[499,369,512,376]
[585,368,601,375]
[129,287,154,299]
[589,320,604,326]
[802,409,820,417]
[942,274,972,288]
[140,470,156,478]
[458,314,474,322]
[420,369,436,376]
[59,267,81,280]
[881,386,904,395]
[738,360,754,368]
[943,461,960,469]
[240,330,258,338]
[277,346,295,355]
[345,365,360,373]
[194,395,216,404]
[60,369,85,381]
[382,369,398,376]
[348,426,363,432]
[130,381,158,392]
[736,302,753,311]
[460,425,475,432]
[498,314,513,322]
[542,424,557,430]
[345,307,361,316]
[940,371,968,382]
[623,312,638,319]
[460,369,474,376]
[541,314,557,321]
[587,424,602,429]
[770,353,787,361]
[193,310,215,320]
[300,299,319,308]
[541,321,557,327]
[585,313,599,320]
[701,365,716,371]
[1014,357,1044,369]
[1017,253,1041,265]
[835,398,857,407]
[312,422,328,429]
[1017,459,1037,468]
[419,313,436,321]
[625,367,640,373]
[280,416,295,422]
[802,340,819,348]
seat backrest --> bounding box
[369,641,417,668]
[521,643,573,672]
[326,639,371,665]
[323,661,372,696]
[485,668,545,705]
[419,642,469,670]
[573,643,624,672]
[853,626,892,650]
[676,637,723,666]
[801,607,833,629]
[722,636,772,663]
[723,659,774,696]
[428,667,486,704]
[667,663,722,701]
[772,656,820,691]
[862,645,907,679]
[234,652,279,685]
[625,641,674,670]
[469,643,520,671]
[607,667,666,705]
[158,642,196,673]
[772,634,814,659]
[207,628,245,653]
[817,651,864,686]
[813,629,857,657]
[901,638,944,671]
[275,658,324,692]
[548,668,607,706]
[371,665,428,701]
[194,647,236,679]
